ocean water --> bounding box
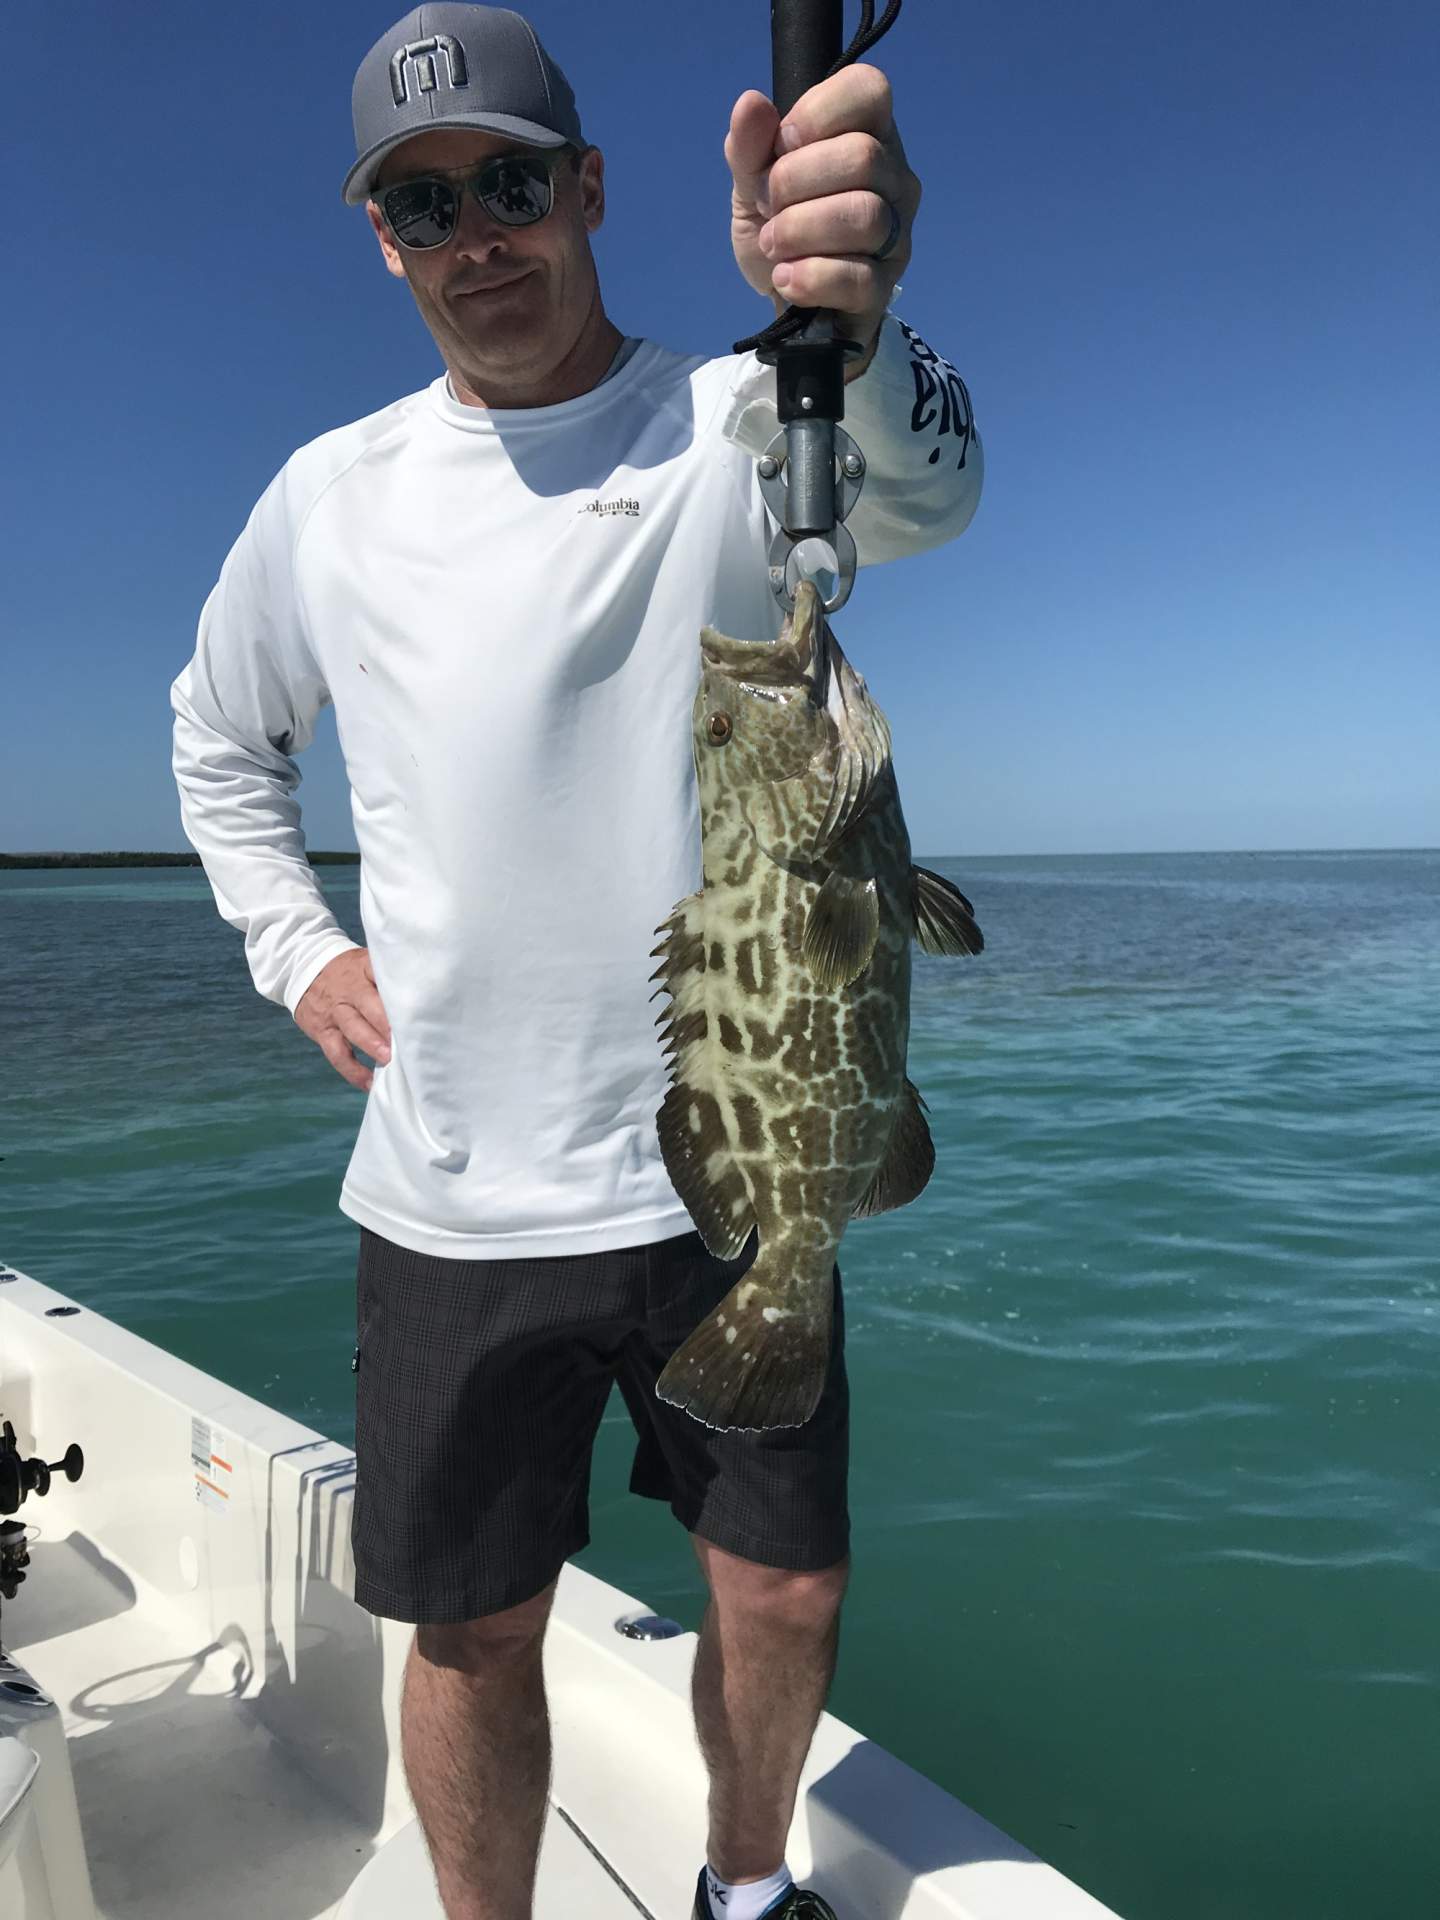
[2,851,1436,1919]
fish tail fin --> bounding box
[655,1247,835,1433]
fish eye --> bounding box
[707,711,733,744]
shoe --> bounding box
[692,1867,838,1918]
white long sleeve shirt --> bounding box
[171,313,982,1260]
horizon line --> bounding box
[3,845,1436,865]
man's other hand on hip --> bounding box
[296,950,392,1091]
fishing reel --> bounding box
[0,1418,84,1607]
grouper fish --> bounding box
[650,579,983,1433]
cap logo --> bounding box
[389,33,469,107]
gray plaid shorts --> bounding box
[350,1223,850,1623]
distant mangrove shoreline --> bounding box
[0,851,360,870]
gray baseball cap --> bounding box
[343,4,585,206]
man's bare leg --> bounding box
[690,1538,851,1885]
[400,1579,558,1920]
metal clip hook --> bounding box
[756,426,867,613]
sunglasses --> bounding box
[377,151,565,251]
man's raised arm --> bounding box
[720,64,983,565]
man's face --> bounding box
[367,128,606,394]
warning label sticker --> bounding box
[190,1417,233,1514]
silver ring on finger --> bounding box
[871,201,903,263]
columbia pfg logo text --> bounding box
[578,497,640,519]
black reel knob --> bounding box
[0,1419,84,1516]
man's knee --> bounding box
[413,1577,559,1673]
[696,1538,851,1631]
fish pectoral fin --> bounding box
[656,1082,756,1261]
[655,1254,834,1432]
[852,1078,936,1218]
[803,871,880,989]
[911,865,984,957]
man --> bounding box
[170,7,982,1918]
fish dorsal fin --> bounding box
[649,891,707,1004]
[812,627,893,856]
[852,1079,936,1218]
[911,866,985,956]
[650,890,756,1260]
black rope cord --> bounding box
[733,0,904,355]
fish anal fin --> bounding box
[912,865,984,957]
[852,1078,936,1218]
[803,871,880,989]
[656,1082,755,1261]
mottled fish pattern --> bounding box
[652,581,983,1432]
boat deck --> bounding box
[13,1533,385,1920]
[0,1260,1123,1920]
[11,1536,653,1919]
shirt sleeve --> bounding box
[717,310,983,565]
[170,467,361,1016]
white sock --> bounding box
[703,1862,795,1920]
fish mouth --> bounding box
[699,637,798,682]
[700,580,827,690]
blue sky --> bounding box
[2,0,1435,855]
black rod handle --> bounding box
[771,0,843,118]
